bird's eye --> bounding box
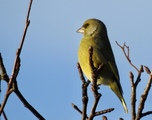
[83,23,89,28]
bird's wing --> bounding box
[99,38,120,82]
[108,61,119,81]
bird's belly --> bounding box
[78,40,114,86]
[80,64,114,86]
[79,55,113,86]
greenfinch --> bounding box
[77,18,128,113]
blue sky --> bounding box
[1,1,152,120]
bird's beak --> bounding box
[77,27,84,34]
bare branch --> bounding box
[141,111,152,118]
[116,41,139,72]
[0,104,8,120]
[88,46,102,120]
[72,103,83,115]
[77,63,89,119]
[117,41,152,119]
[134,65,144,87]
[2,110,8,120]
[0,0,33,114]
[130,72,136,119]
[1,1,45,119]
[144,66,151,75]
[73,46,114,120]
[136,67,152,120]
[95,108,114,116]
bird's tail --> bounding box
[110,82,128,113]
[120,96,128,113]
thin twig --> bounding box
[0,104,8,120]
[2,110,8,120]
[0,88,13,115]
[141,111,152,118]
[116,41,139,72]
[72,103,82,115]
[144,66,151,75]
[3,111,8,120]
[95,108,114,116]
[77,62,87,84]
[72,103,89,119]
[134,65,144,87]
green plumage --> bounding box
[77,18,128,113]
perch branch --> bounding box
[88,47,114,120]
[88,46,102,120]
[77,62,90,120]
[73,46,114,120]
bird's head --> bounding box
[77,18,107,37]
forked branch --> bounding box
[116,41,152,120]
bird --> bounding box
[77,18,128,113]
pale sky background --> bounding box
[1,1,152,120]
